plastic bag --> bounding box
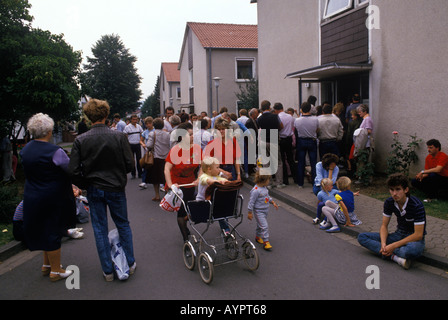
[108,229,129,280]
[159,185,183,212]
[75,196,90,224]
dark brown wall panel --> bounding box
[321,8,369,64]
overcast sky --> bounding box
[28,0,258,99]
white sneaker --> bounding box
[67,228,84,239]
[276,183,287,189]
[139,183,147,189]
[319,221,332,230]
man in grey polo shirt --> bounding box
[317,103,343,158]
[294,102,319,188]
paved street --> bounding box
[1,177,448,302]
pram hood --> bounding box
[204,180,243,201]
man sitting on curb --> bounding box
[411,139,448,202]
[358,173,426,269]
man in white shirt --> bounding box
[113,113,126,132]
[123,114,143,178]
[274,103,296,185]
[163,107,174,132]
[193,118,213,150]
[237,109,249,125]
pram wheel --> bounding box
[224,234,239,260]
[198,252,214,284]
[183,241,196,270]
[242,241,259,271]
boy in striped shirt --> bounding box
[358,173,426,269]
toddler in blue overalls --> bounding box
[247,172,278,250]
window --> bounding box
[176,86,181,99]
[236,58,255,81]
[323,0,353,19]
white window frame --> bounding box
[176,86,181,99]
[235,58,256,82]
[323,0,353,19]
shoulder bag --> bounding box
[140,131,156,168]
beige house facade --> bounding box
[178,22,258,116]
[253,0,448,174]
[159,62,181,114]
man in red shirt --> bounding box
[412,139,448,201]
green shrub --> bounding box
[0,184,21,223]
[386,132,422,176]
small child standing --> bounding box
[313,178,339,224]
[247,173,278,250]
[320,176,362,233]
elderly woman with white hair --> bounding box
[20,113,76,282]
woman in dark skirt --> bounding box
[145,118,171,201]
[20,113,76,282]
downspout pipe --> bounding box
[208,48,213,117]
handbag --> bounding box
[139,131,156,168]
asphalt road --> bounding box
[1,176,448,304]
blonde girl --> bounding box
[247,173,278,250]
[320,176,361,233]
[313,178,339,224]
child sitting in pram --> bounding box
[196,157,231,234]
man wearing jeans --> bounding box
[358,173,426,269]
[294,102,319,188]
[69,99,136,281]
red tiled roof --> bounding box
[161,62,180,82]
[187,22,258,49]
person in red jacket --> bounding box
[412,139,448,202]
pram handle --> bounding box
[177,183,196,188]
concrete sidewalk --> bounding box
[244,175,448,271]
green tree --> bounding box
[10,29,82,122]
[235,78,259,111]
[81,34,142,116]
[0,0,33,136]
[0,0,82,140]
[141,76,160,118]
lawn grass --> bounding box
[0,223,13,246]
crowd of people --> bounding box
[14,94,448,282]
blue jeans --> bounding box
[87,186,135,274]
[319,140,340,159]
[358,231,425,260]
[296,138,317,186]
